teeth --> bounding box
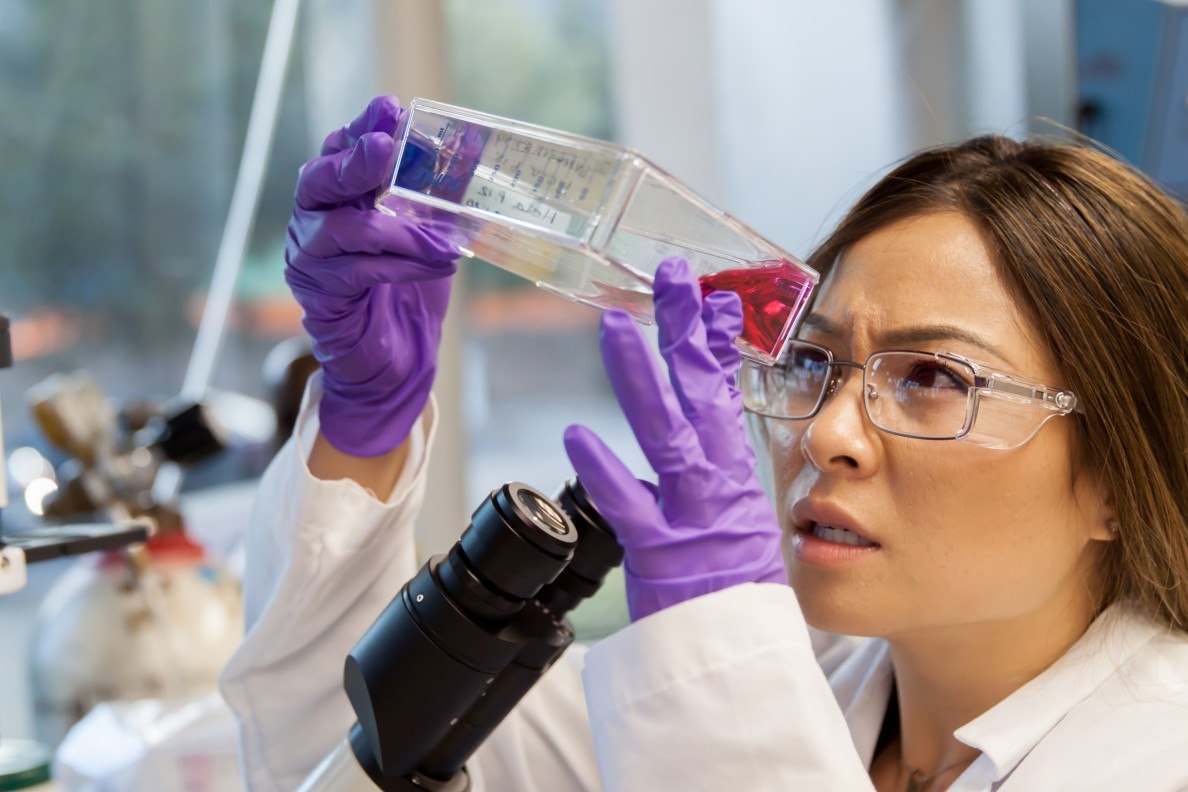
[811,523,876,548]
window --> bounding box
[0,0,354,528]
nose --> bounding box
[800,367,881,477]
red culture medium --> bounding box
[698,259,814,360]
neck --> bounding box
[885,595,1098,775]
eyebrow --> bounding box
[799,313,1011,363]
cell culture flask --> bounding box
[376,99,817,365]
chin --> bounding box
[799,600,884,637]
[788,565,890,638]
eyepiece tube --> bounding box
[457,482,576,601]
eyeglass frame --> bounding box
[740,338,1085,448]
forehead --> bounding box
[808,211,1043,371]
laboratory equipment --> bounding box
[0,314,154,792]
[262,336,318,450]
[3,0,297,779]
[0,740,54,791]
[15,372,245,746]
[376,99,818,365]
[29,542,244,747]
[53,693,243,792]
[299,478,622,792]
[25,372,227,523]
[0,316,154,592]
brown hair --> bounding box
[806,135,1188,630]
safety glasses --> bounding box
[740,339,1083,450]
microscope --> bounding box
[300,478,623,791]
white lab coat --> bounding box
[220,375,1188,791]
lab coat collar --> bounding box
[833,637,895,767]
[953,602,1164,783]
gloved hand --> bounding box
[564,258,785,621]
[285,96,460,457]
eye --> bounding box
[788,346,830,374]
[902,360,970,392]
[785,346,832,391]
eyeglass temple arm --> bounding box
[978,374,1081,414]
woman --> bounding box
[220,97,1188,791]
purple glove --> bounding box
[285,96,460,457]
[564,258,785,621]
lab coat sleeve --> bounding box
[218,374,600,792]
[218,372,431,791]
[581,582,874,791]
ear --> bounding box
[1074,466,1117,543]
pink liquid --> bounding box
[699,260,814,359]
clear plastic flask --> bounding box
[376,99,818,365]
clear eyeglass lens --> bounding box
[742,343,832,418]
[785,344,833,415]
[865,352,974,438]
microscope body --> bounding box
[301,479,620,792]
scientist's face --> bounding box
[768,211,1111,639]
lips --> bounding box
[789,499,880,547]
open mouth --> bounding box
[805,522,879,548]
[788,499,882,565]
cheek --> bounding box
[763,414,1093,634]
[890,438,1091,623]
[763,421,809,520]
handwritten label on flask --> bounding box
[457,130,619,239]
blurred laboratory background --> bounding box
[0,0,1183,787]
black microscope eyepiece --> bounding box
[537,478,625,617]
[455,482,577,605]
[554,478,622,580]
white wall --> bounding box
[961,0,1029,135]
[607,0,1065,258]
[711,0,940,254]
[605,0,723,200]
[1022,0,1077,131]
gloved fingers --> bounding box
[297,132,395,211]
[299,279,450,366]
[286,233,457,298]
[290,204,458,262]
[653,258,754,480]
[320,95,402,156]
[599,310,706,476]
[701,290,744,380]
[701,289,757,472]
[563,425,667,549]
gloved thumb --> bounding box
[296,132,396,210]
[321,95,402,156]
